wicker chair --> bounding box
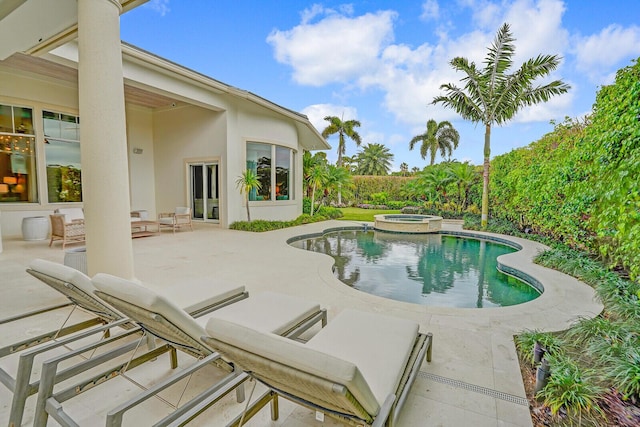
[158,206,193,233]
[49,214,85,249]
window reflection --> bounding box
[0,104,37,203]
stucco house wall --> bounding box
[0,41,328,240]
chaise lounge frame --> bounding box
[2,259,247,427]
[202,309,433,427]
[33,273,327,427]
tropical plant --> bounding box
[355,143,394,176]
[515,330,562,364]
[433,22,570,229]
[608,347,640,402]
[538,353,606,424]
[414,166,455,202]
[322,115,362,204]
[303,151,327,198]
[235,169,261,222]
[307,161,328,216]
[321,115,362,167]
[409,119,460,165]
[323,164,353,205]
[448,161,480,211]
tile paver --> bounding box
[0,220,602,426]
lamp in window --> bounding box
[2,176,18,197]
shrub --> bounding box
[539,353,606,422]
[315,205,343,219]
[302,197,312,214]
[369,192,388,205]
[515,330,562,364]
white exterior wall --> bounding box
[0,69,160,237]
[0,68,79,237]
[126,105,157,218]
[230,105,302,223]
[152,105,226,217]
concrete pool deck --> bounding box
[0,220,603,426]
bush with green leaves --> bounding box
[515,330,562,364]
[489,58,640,282]
[538,352,606,423]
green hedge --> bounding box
[489,57,640,282]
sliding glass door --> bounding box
[189,162,219,222]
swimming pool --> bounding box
[289,230,541,308]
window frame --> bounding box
[246,142,295,203]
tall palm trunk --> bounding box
[481,124,491,229]
[245,194,251,222]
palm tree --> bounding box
[321,115,362,167]
[433,22,569,228]
[322,115,362,205]
[400,162,409,176]
[235,169,261,222]
[409,119,460,165]
[416,167,455,202]
[355,143,394,176]
[303,151,327,198]
[448,162,480,211]
[324,164,352,205]
[308,162,328,216]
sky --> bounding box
[119,0,640,171]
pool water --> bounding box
[290,230,540,308]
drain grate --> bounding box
[418,371,529,406]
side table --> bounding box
[22,216,49,241]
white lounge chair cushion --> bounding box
[196,292,321,335]
[29,258,95,296]
[92,275,320,351]
[158,217,174,225]
[93,274,243,343]
[305,310,419,412]
[55,207,84,222]
[205,309,419,417]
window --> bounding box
[0,104,37,203]
[246,142,294,201]
[43,110,82,202]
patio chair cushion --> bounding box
[55,208,84,222]
[205,309,419,417]
[195,292,321,336]
[28,258,122,320]
[305,310,418,410]
[29,258,95,299]
[92,274,245,345]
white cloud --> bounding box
[274,0,635,140]
[267,10,397,86]
[574,24,640,84]
[143,0,170,16]
[420,0,440,21]
[301,103,359,134]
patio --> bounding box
[0,220,602,426]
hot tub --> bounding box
[373,214,443,233]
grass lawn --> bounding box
[338,207,401,222]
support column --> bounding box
[77,0,134,278]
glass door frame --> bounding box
[187,159,220,224]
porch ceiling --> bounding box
[1,53,178,109]
[0,0,148,60]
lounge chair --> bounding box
[158,206,193,233]
[203,309,433,427]
[33,273,326,427]
[49,213,85,249]
[2,259,247,427]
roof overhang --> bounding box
[0,0,148,60]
